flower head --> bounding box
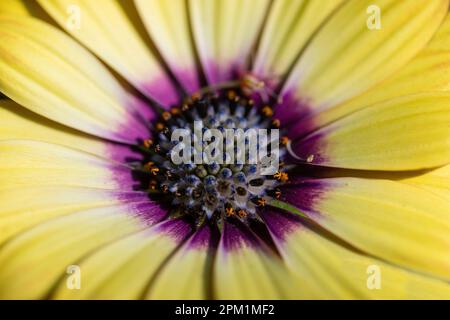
[0,0,450,299]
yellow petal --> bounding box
[0,140,132,191]
[0,16,150,143]
[213,221,299,299]
[37,0,179,105]
[145,224,213,299]
[0,100,105,156]
[400,164,450,202]
[292,93,450,170]
[283,177,450,280]
[0,0,52,22]
[135,0,200,94]
[310,13,450,133]
[253,0,345,80]
[0,186,116,246]
[264,209,450,299]
[283,0,448,110]
[0,100,146,163]
[50,219,192,299]
[0,139,161,245]
[189,0,270,83]
[0,205,146,299]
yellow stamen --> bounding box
[143,139,153,149]
[272,119,280,128]
[238,209,247,218]
[240,74,265,94]
[226,206,235,217]
[143,161,154,170]
[171,107,181,115]
[162,111,171,121]
[155,122,165,131]
[262,105,273,117]
[227,90,237,101]
[274,171,289,182]
[257,198,266,207]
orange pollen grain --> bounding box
[143,139,153,148]
[170,107,181,115]
[262,106,274,117]
[162,111,171,121]
[274,171,289,182]
[226,207,235,216]
[155,122,165,131]
[238,209,247,218]
[257,198,266,207]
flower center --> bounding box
[137,89,290,226]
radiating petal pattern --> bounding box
[253,0,345,81]
[0,186,116,246]
[281,0,448,112]
[189,0,270,84]
[263,209,450,299]
[0,100,141,163]
[281,178,450,280]
[303,13,450,136]
[145,224,214,299]
[0,0,449,301]
[135,0,201,94]
[292,93,450,170]
[213,221,293,299]
[400,164,450,203]
[0,205,149,299]
[0,100,127,160]
[50,218,192,299]
[0,140,133,190]
[0,139,165,245]
[0,0,52,22]
[0,16,152,144]
[38,0,180,106]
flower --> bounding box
[0,0,449,299]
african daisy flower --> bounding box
[0,0,449,300]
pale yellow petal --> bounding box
[283,178,450,280]
[283,0,448,110]
[51,219,192,299]
[145,225,212,299]
[0,100,107,156]
[400,164,450,203]
[189,0,270,83]
[0,186,117,245]
[0,16,150,143]
[0,0,52,22]
[265,209,450,299]
[0,205,146,299]
[311,13,450,132]
[38,0,179,105]
[253,0,345,80]
[292,93,450,171]
[0,140,130,191]
[213,221,309,299]
[135,0,200,93]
